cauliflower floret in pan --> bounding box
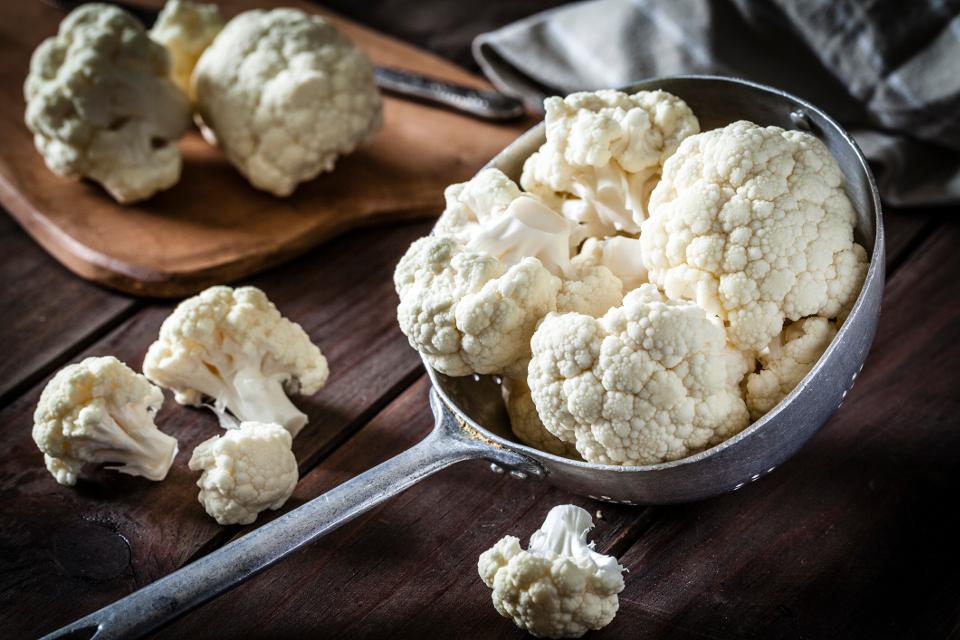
[142,285,329,437]
[193,8,383,196]
[478,504,625,638]
[23,4,192,203]
[502,377,579,458]
[641,120,869,352]
[149,0,224,101]
[32,356,178,486]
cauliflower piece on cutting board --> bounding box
[149,0,224,101]
[23,3,192,203]
[193,8,383,196]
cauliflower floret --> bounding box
[188,421,298,525]
[142,286,329,437]
[528,284,750,465]
[149,0,224,101]
[23,4,191,203]
[502,377,579,458]
[32,356,178,486]
[745,316,838,419]
[193,8,383,196]
[574,235,648,291]
[394,236,560,378]
[521,90,699,237]
[642,120,869,352]
[478,505,625,638]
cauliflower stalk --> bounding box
[188,421,298,525]
[32,356,178,486]
[193,8,383,196]
[149,0,224,101]
[641,120,869,352]
[143,286,329,437]
[24,4,191,203]
[478,505,625,638]
[528,284,750,465]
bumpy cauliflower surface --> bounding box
[502,377,579,458]
[188,421,298,525]
[394,235,560,378]
[24,4,191,203]
[478,504,625,638]
[522,90,699,237]
[143,286,328,437]
[642,120,869,352]
[193,8,383,196]
[149,0,224,100]
[745,316,837,419]
[528,284,750,465]
[33,356,178,486]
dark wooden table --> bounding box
[1,3,958,639]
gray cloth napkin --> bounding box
[473,0,960,207]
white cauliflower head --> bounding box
[149,0,224,101]
[745,316,838,419]
[528,284,750,465]
[502,377,579,458]
[193,8,383,196]
[32,356,178,486]
[641,120,869,352]
[478,504,625,638]
[522,90,699,237]
[24,4,192,203]
[188,421,298,525]
[142,285,329,437]
[394,235,560,378]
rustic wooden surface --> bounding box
[0,0,531,297]
[0,2,958,639]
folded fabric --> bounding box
[473,0,960,206]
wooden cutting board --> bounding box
[0,0,532,297]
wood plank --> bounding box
[0,219,431,639]
[602,219,960,639]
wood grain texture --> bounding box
[0,0,532,297]
[0,220,430,639]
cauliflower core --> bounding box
[24,4,192,203]
[502,377,579,458]
[33,356,178,486]
[528,284,750,465]
[642,120,869,352]
[193,8,383,196]
[149,0,224,101]
[478,504,625,638]
[143,286,329,437]
[188,421,298,525]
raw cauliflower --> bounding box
[641,120,869,352]
[521,90,699,237]
[528,284,750,465]
[188,421,298,525]
[149,0,224,101]
[478,504,625,638]
[193,8,383,196]
[745,316,838,419]
[574,235,648,292]
[24,3,192,203]
[143,285,329,437]
[502,377,579,458]
[32,356,178,486]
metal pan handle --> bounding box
[42,389,540,640]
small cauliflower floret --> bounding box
[149,0,224,101]
[502,377,579,458]
[32,356,178,486]
[574,235,648,291]
[24,4,191,203]
[143,286,328,437]
[193,8,383,196]
[745,316,838,419]
[478,505,625,638]
[394,236,560,378]
[522,90,699,237]
[642,120,869,352]
[528,284,750,465]
[188,421,298,525]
